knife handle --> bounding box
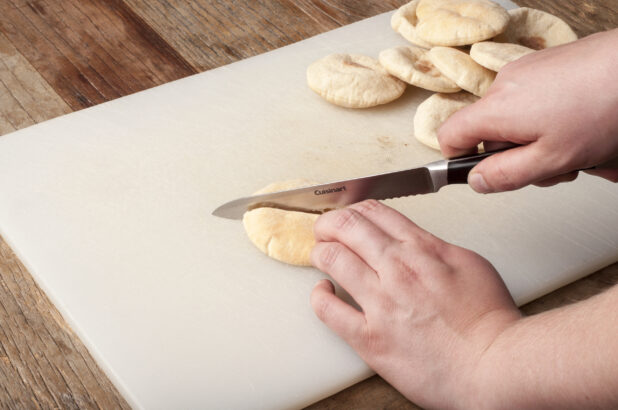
[446,150,499,184]
[446,150,618,185]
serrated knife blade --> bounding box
[212,151,504,220]
[212,163,442,220]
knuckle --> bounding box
[311,293,331,321]
[358,325,386,359]
[378,240,419,285]
[420,233,449,256]
[333,208,362,231]
[545,146,577,174]
[449,246,492,272]
[313,243,342,271]
[380,245,419,284]
[391,257,419,283]
[376,294,398,316]
[384,238,448,283]
[350,199,381,215]
[491,160,519,191]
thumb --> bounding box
[468,143,563,193]
[438,96,509,158]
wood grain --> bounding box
[0,0,616,408]
[123,0,406,71]
[0,0,195,111]
[516,0,618,37]
[0,30,71,134]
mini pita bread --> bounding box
[428,46,496,97]
[470,41,535,71]
[391,0,433,48]
[494,7,578,50]
[307,54,406,108]
[243,180,319,266]
[414,92,479,150]
[415,0,510,46]
[379,45,461,93]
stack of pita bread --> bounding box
[307,0,578,151]
[245,1,579,266]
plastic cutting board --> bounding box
[1,2,618,408]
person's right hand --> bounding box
[438,28,618,193]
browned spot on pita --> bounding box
[414,59,433,73]
[518,36,546,50]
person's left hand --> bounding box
[310,200,521,409]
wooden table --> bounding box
[0,0,616,408]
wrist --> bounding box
[461,311,522,410]
[439,309,520,410]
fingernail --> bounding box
[468,173,491,193]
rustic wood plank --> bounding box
[292,0,406,28]
[122,0,407,71]
[0,30,71,133]
[0,80,30,134]
[0,0,195,112]
[306,375,421,410]
[515,0,618,37]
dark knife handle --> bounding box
[446,150,502,184]
[446,149,618,185]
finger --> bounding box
[311,242,379,304]
[347,200,432,243]
[311,279,366,346]
[468,143,569,193]
[533,171,579,187]
[314,207,398,269]
[438,97,511,158]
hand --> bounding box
[438,29,618,193]
[310,200,520,409]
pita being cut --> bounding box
[243,180,320,266]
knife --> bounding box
[212,150,501,219]
[212,150,618,220]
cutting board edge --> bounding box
[0,224,143,410]
[514,255,618,307]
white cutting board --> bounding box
[1,3,618,408]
